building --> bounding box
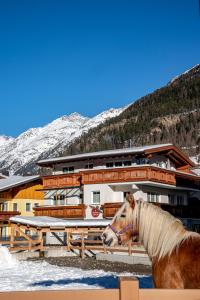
[0,175,44,236]
[36,144,200,231]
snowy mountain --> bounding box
[0,135,14,147]
[0,107,125,175]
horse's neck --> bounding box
[137,203,190,261]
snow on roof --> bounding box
[37,143,173,165]
[10,216,110,227]
[0,175,40,192]
[192,169,200,176]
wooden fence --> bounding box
[0,277,199,300]
[67,230,145,258]
[2,223,146,257]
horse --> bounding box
[102,194,200,288]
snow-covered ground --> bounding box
[0,260,152,292]
[0,246,152,291]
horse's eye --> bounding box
[121,214,126,218]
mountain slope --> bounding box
[0,108,125,175]
[63,65,200,161]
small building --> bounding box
[36,144,200,231]
[0,175,44,236]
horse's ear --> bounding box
[126,193,135,209]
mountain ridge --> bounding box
[0,107,125,175]
[0,64,199,175]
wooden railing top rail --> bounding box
[0,277,199,300]
[0,211,21,215]
[33,204,86,211]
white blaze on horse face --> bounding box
[102,226,119,247]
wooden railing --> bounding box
[42,166,176,189]
[82,166,176,185]
[0,277,199,300]
[101,202,123,218]
[0,211,20,221]
[33,204,86,219]
[43,173,82,188]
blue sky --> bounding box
[0,0,200,137]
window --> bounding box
[2,203,8,211]
[34,203,39,207]
[53,197,56,206]
[124,161,132,166]
[115,161,123,167]
[92,191,100,205]
[53,194,65,205]
[63,166,74,173]
[136,157,149,165]
[168,194,175,205]
[177,195,184,206]
[85,164,93,169]
[106,162,114,168]
[147,192,159,203]
[13,203,18,211]
[59,194,65,205]
[26,203,31,212]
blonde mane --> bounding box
[126,201,198,261]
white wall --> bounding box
[83,184,124,219]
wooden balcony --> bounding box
[101,202,123,218]
[43,173,82,189]
[42,166,176,189]
[33,204,86,219]
[0,211,21,222]
[82,166,176,186]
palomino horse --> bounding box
[102,194,200,288]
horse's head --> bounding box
[102,194,138,247]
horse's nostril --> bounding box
[102,233,107,241]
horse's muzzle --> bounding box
[102,233,113,246]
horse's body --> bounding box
[102,195,200,288]
[153,236,200,288]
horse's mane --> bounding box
[127,201,199,261]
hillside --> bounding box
[63,65,200,162]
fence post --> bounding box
[81,232,85,259]
[119,277,139,300]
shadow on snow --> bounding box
[30,275,153,289]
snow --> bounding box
[38,143,173,165]
[0,175,39,192]
[0,107,126,175]
[10,216,110,228]
[0,246,152,291]
[0,260,152,291]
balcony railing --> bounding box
[0,211,21,222]
[42,166,176,189]
[101,202,123,218]
[33,204,86,219]
[43,173,82,189]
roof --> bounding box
[10,216,110,227]
[0,175,41,192]
[37,143,195,168]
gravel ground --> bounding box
[30,256,152,275]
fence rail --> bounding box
[68,230,145,258]
[0,277,199,300]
